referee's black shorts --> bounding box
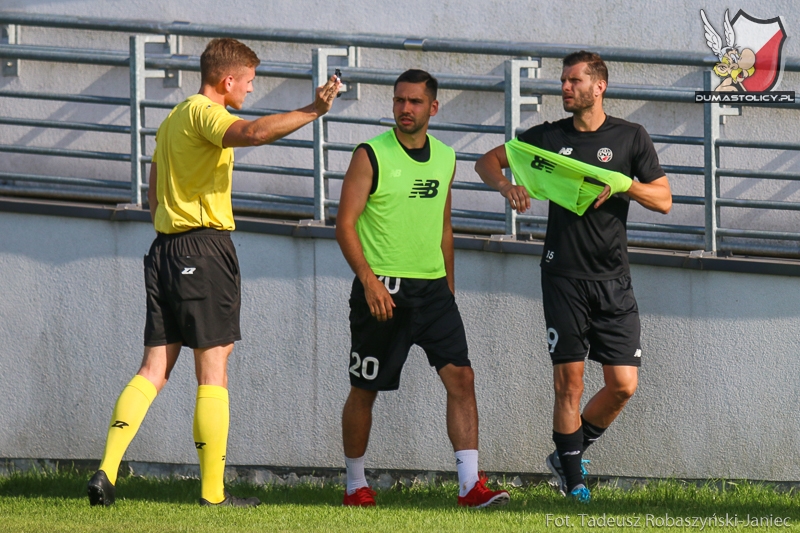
[541,270,641,367]
[143,228,241,349]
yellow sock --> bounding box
[98,375,157,485]
[194,385,229,504]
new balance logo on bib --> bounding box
[408,179,439,198]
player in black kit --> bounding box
[475,51,672,502]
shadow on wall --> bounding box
[0,68,133,180]
[623,75,701,137]
[13,69,128,147]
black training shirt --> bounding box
[517,116,664,280]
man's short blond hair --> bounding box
[200,38,261,85]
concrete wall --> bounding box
[3,1,800,239]
[2,210,800,480]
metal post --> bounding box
[163,34,182,88]
[702,71,740,253]
[339,46,360,100]
[312,47,348,222]
[130,35,176,206]
[129,35,145,205]
[1,24,18,77]
[503,58,540,237]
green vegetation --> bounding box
[1,469,798,532]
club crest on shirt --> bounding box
[597,147,613,163]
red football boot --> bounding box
[457,473,510,508]
[343,486,377,507]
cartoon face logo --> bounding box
[597,148,613,163]
[701,9,787,93]
[701,10,756,92]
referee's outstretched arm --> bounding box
[222,75,341,147]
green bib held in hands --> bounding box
[504,138,633,216]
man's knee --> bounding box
[553,361,585,400]
[194,343,233,387]
[553,369,584,401]
[137,369,167,391]
[610,381,637,403]
[345,386,378,411]
[440,365,475,398]
[604,366,638,404]
[554,381,584,405]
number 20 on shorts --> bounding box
[350,352,380,380]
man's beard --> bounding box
[563,90,595,113]
[396,115,425,134]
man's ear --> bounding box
[221,75,234,93]
[429,99,439,117]
[595,79,607,98]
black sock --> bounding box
[553,428,584,492]
[581,416,607,451]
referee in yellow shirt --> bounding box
[87,38,340,507]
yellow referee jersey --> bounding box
[152,94,241,234]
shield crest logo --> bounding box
[597,148,613,163]
[731,10,787,92]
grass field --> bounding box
[1,469,798,532]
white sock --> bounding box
[455,449,479,497]
[345,455,368,495]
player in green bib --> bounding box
[336,69,509,509]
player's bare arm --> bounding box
[442,171,456,294]
[222,75,341,147]
[474,145,531,213]
[594,176,672,213]
[626,177,672,213]
[336,147,396,322]
[147,162,158,222]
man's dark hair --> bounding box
[562,51,608,85]
[394,69,438,100]
[200,38,261,85]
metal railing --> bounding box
[2,13,800,258]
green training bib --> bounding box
[356,130,455,279]
[504,138,632,216]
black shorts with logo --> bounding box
[143,228,241,349]
[348,276,470,391]
[541,271,641,367]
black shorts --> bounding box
[348,276,470,391]
[541,271,641,367]
[143,228,241,349]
